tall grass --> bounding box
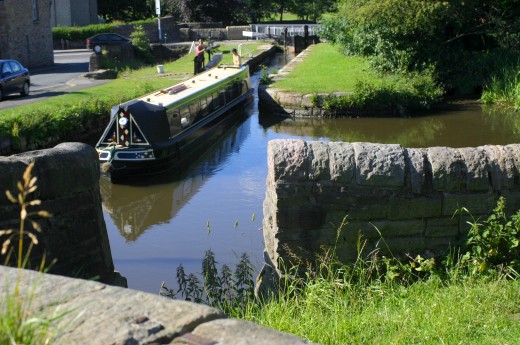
[0,163,65,345]
[481,64,520,110]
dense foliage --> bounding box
[98,0,155,21]
[320,0,520,95]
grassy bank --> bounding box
[270,43,444,115]
[0,43,263,153]
[240,277,519,345]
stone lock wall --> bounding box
[262,139,520,272]
[0,142,117,284]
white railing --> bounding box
[246,24,320,39]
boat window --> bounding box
[225,80,242,102]
[130,119,148,145]
[180,105,191,128]
[207,93,217,113]
[217,90,226,107]
[166,108,182,136]
[101,121,117,144]
[198,97,209,118]
[189,102,201,124]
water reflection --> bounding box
[261,101,520,147]
[100,110,251,242]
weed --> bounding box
[459,196,520,276]
[259,65,273,85]
[160,250,255,314]
[0,162,64,345]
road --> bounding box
[0,50,109,111]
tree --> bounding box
[163,0,273,25]
[287,0,336,22]
[98,0,154,21]
[320,0,520,93]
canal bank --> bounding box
[258,43,446,118]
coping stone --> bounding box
[0,266,316,345]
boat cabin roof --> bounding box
[137,65,248,109]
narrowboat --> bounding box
[95,63,253,182]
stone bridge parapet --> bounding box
[262,139,520,272]
[0,142,118,284]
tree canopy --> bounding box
[98,0,154,21]
[320,0,520,93]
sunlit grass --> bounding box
[239,277,520,345]
[272,43,408,94]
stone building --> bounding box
[50,0,98,27]
[0,0,53,67]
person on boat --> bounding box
[194,39,205,74]
[231,48,241,66]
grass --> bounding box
[239,277,520,345]
[271,43,407,94]
[481,63,520,110]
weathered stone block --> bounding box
[267,139,308,182]
[387,195,442,220]
[353,142,405,187]
[372,236,425,256]
[423,236,459,254]
[425,217,460,237]
[329,142,356,182]
[301,94,316,108]
[442,192,498,216]
[505,144,520,183]
[427,146,466,192]
[192,319,319,345]
[458,147,490,191]
[481,145,515,190]
[306,141,330,180]
[276,92,303,106]
[404,147,427,194]
[346,219,424,239]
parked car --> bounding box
[0,59,30,101]
[86,33,131,53]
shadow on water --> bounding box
[100,106,252,242]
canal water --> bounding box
[101,55,520,294]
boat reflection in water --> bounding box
[100,108,252,242]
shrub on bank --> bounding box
[314,70,443,116]
[52,24,118,41]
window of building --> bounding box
[32,0,39,21]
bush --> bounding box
[52,24,118,41]
[461,197,520,276]
[320,70,443,117]
[131,25,154,63]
